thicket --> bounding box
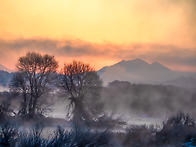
[0,112,195,147]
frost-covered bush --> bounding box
[123,125,157,147]
[0,124,18,147]
[16,124,46,147]
[0,123,112,147]
[47,124,111,147]
[156,112,196,146]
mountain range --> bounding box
[0,60,196,90]
[98,58,196,89]
[0,64,14,73]
[0,64,14,89]
[0,70,13,88]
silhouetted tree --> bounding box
[59,61,103,124]
[10,72,29,116]
[10,52,58,118]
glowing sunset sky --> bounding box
[0,0,196,71]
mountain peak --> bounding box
[151,61,160,65]
[151,61,171,71]
[127,58,149,65]
[0,64,14,73]
[151,61,163,67]
[119,59,126,63]
[98,58,176,85]
[119,58,148,65]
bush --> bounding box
[123,125,157,147]
[0,122,112,147]
[0,113,195,147]
[16,124,46,147]
[47,123,112,147]
[156,112,196,146]
[0,124,18,147]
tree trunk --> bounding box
[28,96,34,118]
[19,92,27,115]
[72,97,90,123]
[32,96,38,117]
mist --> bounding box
[0,0,196,146]
[101,81,196,119]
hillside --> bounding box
[0,70,13,87]
[0,64,14,73]
[98,59,196,87]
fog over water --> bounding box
[1,81,195,126]
[0,85,8,92]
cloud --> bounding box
[0,38,195,72]
[144,45,196,68]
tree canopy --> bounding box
[10,52,58,118]
[59,60,103,123]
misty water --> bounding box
[0,86,8,92]
[49,111,163,126]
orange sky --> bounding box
[0,0,196,71]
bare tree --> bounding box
[10,52,58,118]
[59,61,103,123]
[10,72,29,116]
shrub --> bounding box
[123,125,157,147]
[0,124,18,147]
[156,112,196,146]
[47,123,112,147]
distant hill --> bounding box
[0,64,14,89]
[0,70,13,87]
[98,59,196,87]
[0,64,14,73]
[163,76,196,90]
